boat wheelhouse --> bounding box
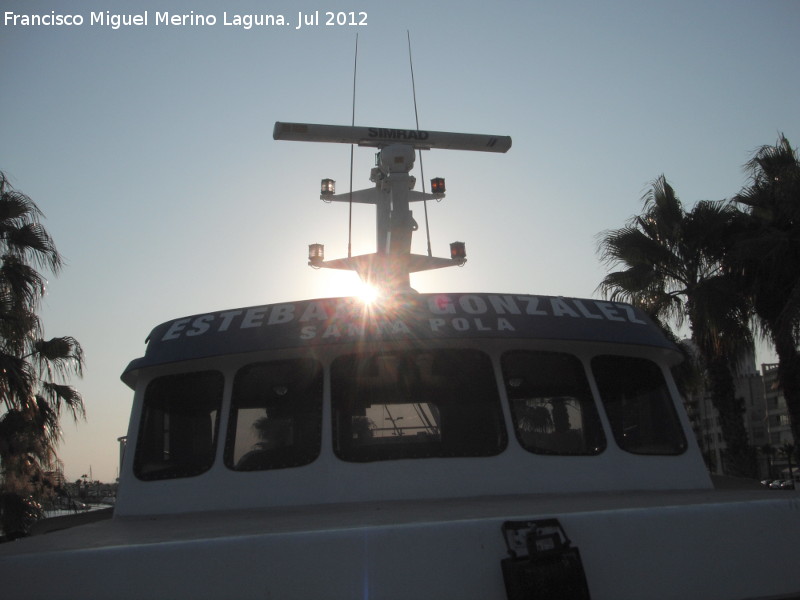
[114,291,707,517]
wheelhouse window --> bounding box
[501,351,606,455]
[134,371,223,480]
[591,355,687,455]
[225,359,323,471]
[331,349,506,462]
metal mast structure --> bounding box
[273,121,511,294]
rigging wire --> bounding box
[407,30,433,257]
[348,34,358,258]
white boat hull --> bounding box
[3,490,799,600]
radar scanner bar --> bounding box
[273,122,512,153]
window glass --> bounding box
[501,351,606,455]
[331,349,506,462]
[225,359,323,471]
[134,371,223,480]
[591,355,687,455]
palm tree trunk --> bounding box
[705,354,755,477]
[774,334,800,452]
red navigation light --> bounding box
[450,241,466,263]
[431,177,446,194]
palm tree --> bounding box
[516,402,555,434]
[0,172,85,539]
[730,135,800,451]
[597,175,755,476]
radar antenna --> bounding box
[273,121,511,294]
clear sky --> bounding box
[2,0,798,482]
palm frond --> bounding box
[0,351,36,412]
[0,192,44,226]
[0,173,44,223]
[0,307,42,350]
[688,275,752,356]
[641,175,684,244]
[743,134,798,184]
[3,223,63,274]
[39,383,86,422]
[597,265,657,298]
[32,336,85,380]
[597,226,678,270]
[0,406,58,466]
[0,254,48,313]
[773,278,800,343]
[737,135,800,219]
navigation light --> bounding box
[308,243,325,267]
[431,177,446,194]
[450,241,466,264]
[320,178,335,198]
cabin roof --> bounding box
[121,292,678,387]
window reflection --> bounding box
[502,351,606,455]
[225,359,323,471]
[591,355,687,455]
[134,371,223,480]
[332,349,506,462]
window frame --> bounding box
[330,347,508,463]
[591,354,688,456]
[133,370,224,481]
[223,357,324,472]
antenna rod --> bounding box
[407,31,421,136]
[348,34,358,258]
[407,31,433,258]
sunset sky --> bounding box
[2,0,798,481]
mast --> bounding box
[273,121,511,294]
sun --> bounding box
[355,282,380,305]
[317,271,380,304]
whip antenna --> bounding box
[348,34,359,258]
[407,30,433,257]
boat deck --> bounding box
[3,487,793,554]
[3,488,799,600]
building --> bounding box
[761,363,798,480]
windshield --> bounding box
[134,370,223,480]
[591,355,687,455]
[225,358,323,471]
[501,350,606,455]
[331,348,507,462]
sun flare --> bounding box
[356,282,380,305]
